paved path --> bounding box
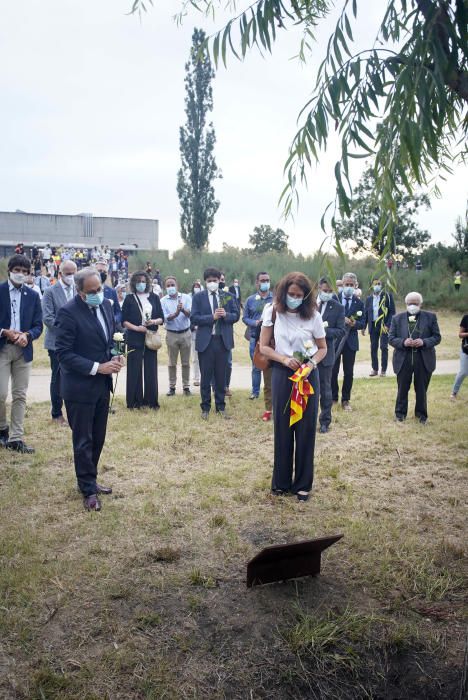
[11,360,459,404]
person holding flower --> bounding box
[259,272,327,501]
[122,271,163,410]
[331,272,366,411]
[389,292,441,424]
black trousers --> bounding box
[271,363,319,494]
[395,351,432,420]
[370,323,389,372]
[65,391,110,497]
[318,362,333,427]
[48,349,63,418]
[331,345,356,402]
[126,345,159,409]
[198,336,228,412]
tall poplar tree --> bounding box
[177,28,221,250]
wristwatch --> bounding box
[310,359,317,369]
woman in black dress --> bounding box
[122,271,163,409]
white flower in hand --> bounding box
[323,321,329,328]
[356,310,362,317]
[304,340,314,349]
[255,294,261,300]
[113,332,124,341]
[409,315,416,322]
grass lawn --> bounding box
[0,376,466,699]
[30,308,465,369]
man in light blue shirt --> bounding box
[161,275,192,396]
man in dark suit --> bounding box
[317,278,346,432]
[191,267,239,419]
[229,278,242,307]
[42,259,77,424]
[389,292,441,424]
[0,254,43,453]
[95,259,121,326]
[331,272,366,410]
[55,267,123,511]
[364,277,396,377]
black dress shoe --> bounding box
[216,410,232,420]
[83,494,101,511]
[201,411,209,420]
[395,415,406,422]
[419,417,427,425]
[166,388,176,397]
[319,424,329,433]
[183,388,192,396]
[0,428,9,447]
[96,483,113,495]
[5,440,35,454]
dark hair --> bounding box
[8,254,31,272]
[129,270,151,294]
[275,272,317,319]
[203,267,221,281]
[191,281,201,294]
[256,271,269,281]
[164,275,177,285]
[319,277,330,286]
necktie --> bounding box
[211,292,218,311]
[345,298,351,314]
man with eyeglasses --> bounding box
[0,254,43,453]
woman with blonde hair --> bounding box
[260,272,327,501]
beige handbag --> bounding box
[134,294,162,352]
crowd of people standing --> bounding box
[1,251,466,513]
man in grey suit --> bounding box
[317,278,346,433]
[42,260,77,424]
[389,292,441,424]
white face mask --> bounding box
[62,274,75,286]
[9,272,26,285]
[206,281,218,293]
[407,304,421,315]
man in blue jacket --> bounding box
[55,267,123,511]
[364,277,396,377]
[191,267,239,419]
[331,272,366,411]
[0,254,43,453]
[317,278,346,432]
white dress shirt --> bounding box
[208,290,220,334]
[8,281,22,332]
[59,278,75,302]
[89,304,109,376]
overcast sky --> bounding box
[0,0,465,254]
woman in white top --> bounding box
[260,272,327,501]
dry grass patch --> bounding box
[0,376,466,699]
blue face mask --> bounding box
[85,291,104,307]
[319,291,333,303]
[136,282,146,293]
[166,286,177,296]
[286,294,303,310]
[343,286,354,298]
[373,285,382,294]
[259,282,270,292]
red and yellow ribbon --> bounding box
[289,363,314,426]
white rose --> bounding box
[304,340,314,349]
[356,310,362,317]
[323,321,329,328]
[255,294,261,300]
[409,315,416,322]
[113,332,124,341]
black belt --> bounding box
[166,328,190,334]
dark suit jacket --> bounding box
[103,285,121,326]
[191,289,239,352]
[364,291,396,332]
[389,310,441,374]
[55,296,115,403]
[320,300,346,367]
[228,284,242,306]
[0,281,43,362]
[121,293,163,348]
[337,293,366,352]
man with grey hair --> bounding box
[389,291,441,424]
[42,259,77,424]
[55,267,123,511]
[331,272,366,410]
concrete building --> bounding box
[0,210,159,256]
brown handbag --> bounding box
[253,307,276,370]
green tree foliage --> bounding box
[249,224,289,253]
[177,28,221,250]
[133,0,467,255]
[452,213,468,254]
[335,168,431,258]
